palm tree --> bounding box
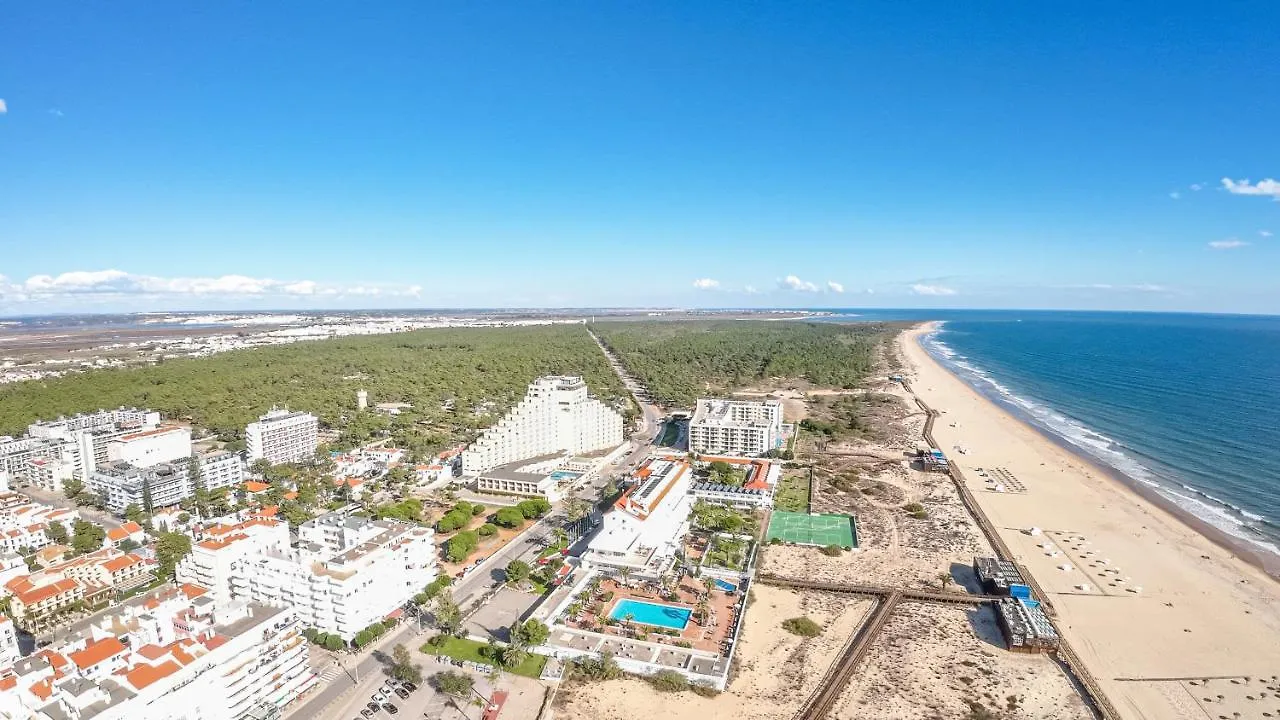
[702,575,716,599]
[657,572,671,596]
[619,567,633,588]
[937,572,953,591]
[696,600,710,625]
[623,612,635,637]
[552,527,569,549]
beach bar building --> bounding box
[994,597,1059,652]
[974,557,1026,595]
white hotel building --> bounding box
[583,457,695,576]
[106,425,192,467]
[688,398,784,457]
[177,512,436,640]
[463,376,624,475]
[246,408,319,465]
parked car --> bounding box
[399,681,417,693]
[394,687,410,699]
[360,710,373,718]
[366,702,379,712]
[382,703,399,715]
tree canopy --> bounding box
[0,325,629,461]
[592,321,893,407]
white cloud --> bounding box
[1260,230,1273,238]
[48,108,64,118]
[1190,183,1203,191]
[1169,191,1181,200]
[1208,239,1249,250]
[826,281,844,293]
[865,288,874,295]
[779,275,820,292]
[911,283,957,296]
[743,285,759,295]
[0,99,7,114]
[692,278,720,290]
[2,269,421,302]
[1221,177,1280,199]
[1065,283,1170,293]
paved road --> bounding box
[15,484,123,530]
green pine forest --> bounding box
[0,325,630,459]
[592,320,895,407]
[0,320,897,461]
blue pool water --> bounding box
[714,578,737,592]
[609,599,692,630]
[550,470,582,482]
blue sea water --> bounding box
[820,310,1280,557]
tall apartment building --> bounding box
[246,408,319,465]
[0,584,313,720]
[106,425,192,467]
[688,398,784,457]
[177,512,436,640]
[12,408,164,481]
[87,452,243,514]
[25,455,77,494]
[463,376,624,475]
[193,450,244,493]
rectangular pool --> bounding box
[549,470,582,482]
[714,578,737,593]
[609,599,692,630]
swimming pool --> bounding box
[714,578,737,593]
[549,470,582,482]
[609,599,692,630]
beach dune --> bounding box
[903,323,1280,719]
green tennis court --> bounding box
[767,510,857,548]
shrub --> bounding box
[649,669,690,693]
[505,559,531,584]
[436,509,471,533]
[477,523,498,537]
[471,503,486,516]
[446,531,479,562]
[516,498,552,519]
[512,619,550,647]
[691,683,721,697]
[820,544,843,557]
[781,616,823,637]
[568,652,622,682]
[769,537,783,545]
[493,507,525,528]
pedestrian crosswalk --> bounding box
[316,663,344,683]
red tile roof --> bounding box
[125,660,180,690]
[69,637,127,670]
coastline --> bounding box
[912,321,1280,581]
[900,321,1280,720]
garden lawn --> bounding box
[420,636,547,679]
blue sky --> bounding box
[1,2,1278,314]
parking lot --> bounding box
[329,667,545,720]
[464,587,541,642]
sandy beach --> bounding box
[903,322,1280,720]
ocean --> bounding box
[822,309,1280,559]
